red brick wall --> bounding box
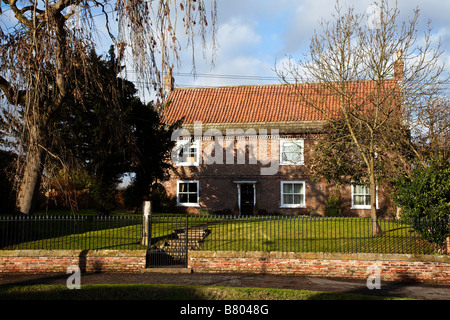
[3,250,449,284]
[188,251,450,284]
[0,250,147,274]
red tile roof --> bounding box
[162,81,397,125]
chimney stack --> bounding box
[394,49,404,82]
[164,66,174,94]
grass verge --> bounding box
[0,283,409,300]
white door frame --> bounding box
[234,180,257,216]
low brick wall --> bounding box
[188,251,450,284]
[2,250,449,284]
[0,250,147,274]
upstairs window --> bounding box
[280,139,304,165]
[176,140,200,166]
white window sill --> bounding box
[280,205,306,209]
[351,206,378,210]
[176,163,199,167]
[279,162,305,166]
[177,203,200,207]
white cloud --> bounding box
[216,18,261,55]
[173,17,273,88]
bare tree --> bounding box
[277,0,448,235]
[0,0,217,215]
[410,95,450,164]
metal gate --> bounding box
[145,214,210,268]
[146,215,188,268]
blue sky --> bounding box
[167,0,450,90]
[2,1,448,96]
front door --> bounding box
[240,184,254,216]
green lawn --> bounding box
[0,283,409,300]
[196,217,433,254]
[1,212,440,254]
[1,217,147,250]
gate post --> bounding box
[185,214,189,267]
[446,236,450,255]
[141,201,152,246]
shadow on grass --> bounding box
[0,282,405,300]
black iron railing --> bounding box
[0,215,146,250]
[156,215,449,255]
[0,214,448,256]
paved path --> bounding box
[1,271,449,300]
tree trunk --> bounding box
[16,139,44,216]
[368,162,383,236]
[15,11,66,216]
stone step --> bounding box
[176,235,206,241]
[165,240,203,250]
[174,230,207,237]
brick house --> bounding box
[159,68,401,218]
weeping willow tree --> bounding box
[0,0,217,215]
